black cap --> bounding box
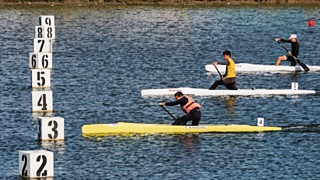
[174,91,184,97]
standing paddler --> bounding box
[274,34,299,66]
[159,91,201,126]
[209,50,238,90]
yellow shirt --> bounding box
[225,58,236,78]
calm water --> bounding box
[1,5,320,179]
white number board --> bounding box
[257,117,264,127]
[35,26,55,39]
[34,38,52,53]
[39,15,55,26]
[19,150,54,178]
[29,52,53,69]
[31,69,51,88]
[291,82,299,90]
[38,117,64,140]
[32,90,53,112]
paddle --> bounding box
[213,64,223,79]
[277,41,310,72]
[159,105,177,120]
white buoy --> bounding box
[29,52,53,69]
[38,117,64,140]
[31,69,51,88]
[291,82,299,90]
[32,90,53,113]
[19,150,54,178]
[257,117,264,127]
[34,38,53,53]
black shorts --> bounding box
[172,108,201,126]
[286,55,297,66]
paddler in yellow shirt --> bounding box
[209,50,238,90]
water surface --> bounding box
[0,5,320,179]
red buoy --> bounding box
[308,20,315,27]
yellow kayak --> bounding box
[82,122,282,136]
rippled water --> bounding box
[1,5,320,179]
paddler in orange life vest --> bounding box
[209,50,238,90]
[159,91,201,126]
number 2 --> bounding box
[21,155,28,176]
[36,155,47,176]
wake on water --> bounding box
[281,124,320,132]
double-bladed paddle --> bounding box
[277,41,310,72]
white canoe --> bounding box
[141,87,316,96]
[205,63,320,73]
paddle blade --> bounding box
[296,59,310,72]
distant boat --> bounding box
[205,63,320,73]
[141,87,316,97]
[82,122,282,136]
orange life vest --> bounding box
[181,96,201,114]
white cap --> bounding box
[289,34,297,39]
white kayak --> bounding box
[141,87,316,96]
[205,63,320,73]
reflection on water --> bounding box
[32,113,54,120]
[176,134,201,178]
[178,134,200,150]
[39,140,66,154]
[224,96,236,117]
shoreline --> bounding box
[1,0,320,6]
